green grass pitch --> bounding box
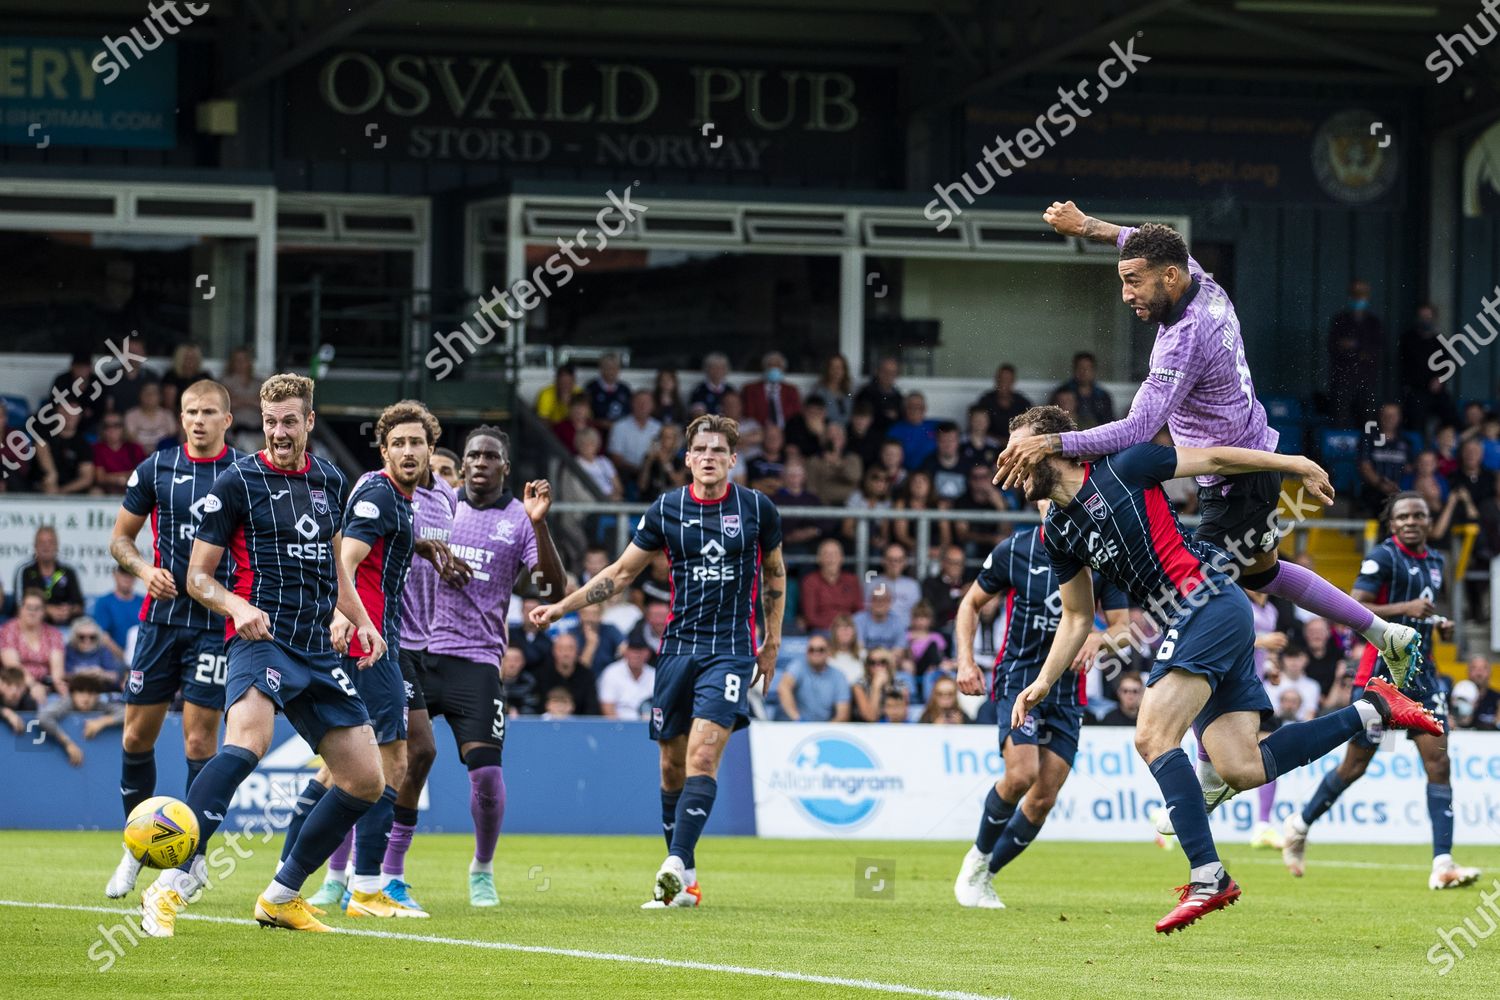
[3,831,1497,999]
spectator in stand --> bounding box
[1,666,39,734]
[974,363,1032,442]
[851,649,900,721]
[879,687,911,724]
[1298,618,1344,694]
[864,542,921,629]
[854,588,905,651]
[220,348,261,450]
[1465,655,1499,730]
[1434,425,1460,478]
[607,390,662,495]
[34,406,94,495]
[533,631,601,716]
[953,464,1012,555]
[854,356,904,434]
[90,566,142,662]
[1265,645,1320,722]
[575,428,623,501]
[892,471,951,558]
[63,616,123,686]
[552,396,594,454]
[535,363,582,424]
[15,526,84,625]
[572,603,625,674]
[637,424,687,501]
[585,353,632,425]
[124,381,176,452]
[777,637,850,722]
[921,546,969,632]
[501,646,540,716]
[826,614,864,685]
[919,677,967,724]
[1326,279,1384,424]
[921,422,968,501]
[747,424,789,492]
[430,447,461,489]
[91,414,145,494]
[719,390,761,462]
[772,461,825,557]
[784,394,828,458]
[742,350,801,429]
[906,601,947,673]
[541,687,576,720]
[813,354,855,425]
[689,352,734,415]
[597,637,656,720]
[0,589,66,702]
[1481,412,1500,471]
[1275,688,1304,724]
[631,553,674,608]
[0,408,36,493]
[1405,450,1449,513]
[800,538,862,633]
[49,350,101,433]
[1460,401,1487,442]
[875,439,907,493]
[515,598,554,672]
[1444,437,1495,528]
[1404,374,1459,442]
[806,421,861,507]
[1096,672,1143,725]
[889,393,939,470]
[160,343,212,409]
[1057,352,1115,429]
[627,599,670,660]
[34,669,123,767]
[650,368,687,425]
[1319,664,1356,717]
[1049,386,1080,424]
[1357,402,1411,515]
[1398,303,1442,399]
[844,403,884,472]
[960,406,1000,470]
[581,546,610,583]
[99,332,157,417]
[842,466,894,550]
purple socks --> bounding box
[469,765,506,865]
[327,829,354,874]
[382,805,418,877]
[1258,781,1277,824]
[1259,560,1375,633]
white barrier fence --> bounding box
[0,497,150,598]
[750,722,1500,845]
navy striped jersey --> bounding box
[1043,443,1236,631]
[342,471,416,660]
[975,527,1128,709]
[196,451,349,653]
[1352,536,1445,686]
[121,444,243,630]
[631,482,783,657]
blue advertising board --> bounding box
[0,36,178,149]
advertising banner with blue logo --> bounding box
[749,723,1500,844]
[0,36,178,149]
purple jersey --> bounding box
[401,476,458,651]
[1059,225,1277,487]
[427,489,538,667]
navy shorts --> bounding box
[650,653,754,741]
[1351,673,1450,748]
[398,647,428,714]
[1195,470,1283,555]
[224,637,370,751]
[125,622,227,709]
[1146,588,1272,733]
[350,654,407,745]
[993,678,1083,768]
[422,653,505,755]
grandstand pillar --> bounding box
[1427,133,1458,341]
[839,241,864,374]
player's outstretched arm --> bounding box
[755,545,787,696]
[185,538,271,640]
[523,480,568,602]
[1043,200,1121,244]
[110,509,177,600]
[1172,446,1334,505]
[331,532,384,668]
[531,542,656,627]
[953,582,998,696]
[1011,573,1095,729]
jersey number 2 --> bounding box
[330,666,358,697]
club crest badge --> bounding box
[310,489,329,515]
[722,514,741,538]
[1084,493,1109,521]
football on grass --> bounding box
[124,796,200,869]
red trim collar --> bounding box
[184,444,229,464]
[689,482,731,505]
[258,450,311,475]
[379,469,414,500]
[1390,535,1428,559]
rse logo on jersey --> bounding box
[1085,530,1120,569]
[180,495,213,541]
[693,538,736,581]
[1031,589,1065,631]
[285,512,332,561]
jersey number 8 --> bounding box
[724,674,741,702]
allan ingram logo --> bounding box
[770,734,904,830]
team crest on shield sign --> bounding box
[310,489,329,515]
[722,514,741,538]
[128,670,143,694]
[266,667,281,692]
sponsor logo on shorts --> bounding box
[722,514,741,538]
[266,667,281,692]
[128,670,144,694]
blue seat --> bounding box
[1263,396,1302,423]
[1317,428,1362,494]
[2,394,29,430]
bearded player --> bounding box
[105,381,242,899]
[1006,406,1440,933]
[998,203,1421,693]
[139,373,386,936]
[1283,492,1482,890]
[952,500,1131,908]
[531,413,785,909]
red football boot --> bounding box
[1155,875,1241,934]
[1363,677,1443,736]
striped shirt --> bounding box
[1352,537,1445,686]
[630,482,783,658]
[1059,226,1277,488]
[401,476,457,650]
[342,471,415,660]
[196,451,348,653]
[121,444,243,630]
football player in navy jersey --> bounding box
[140,374,387,937]
[105,380,241,899]
[531,413,786,908]
[1283,493,1482,890]
[952,501,1131,909]
[1004,406,1441,933]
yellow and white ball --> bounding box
[124,796,200,869]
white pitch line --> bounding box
[1236,858,1433,872]
[2,900,1010,1000]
